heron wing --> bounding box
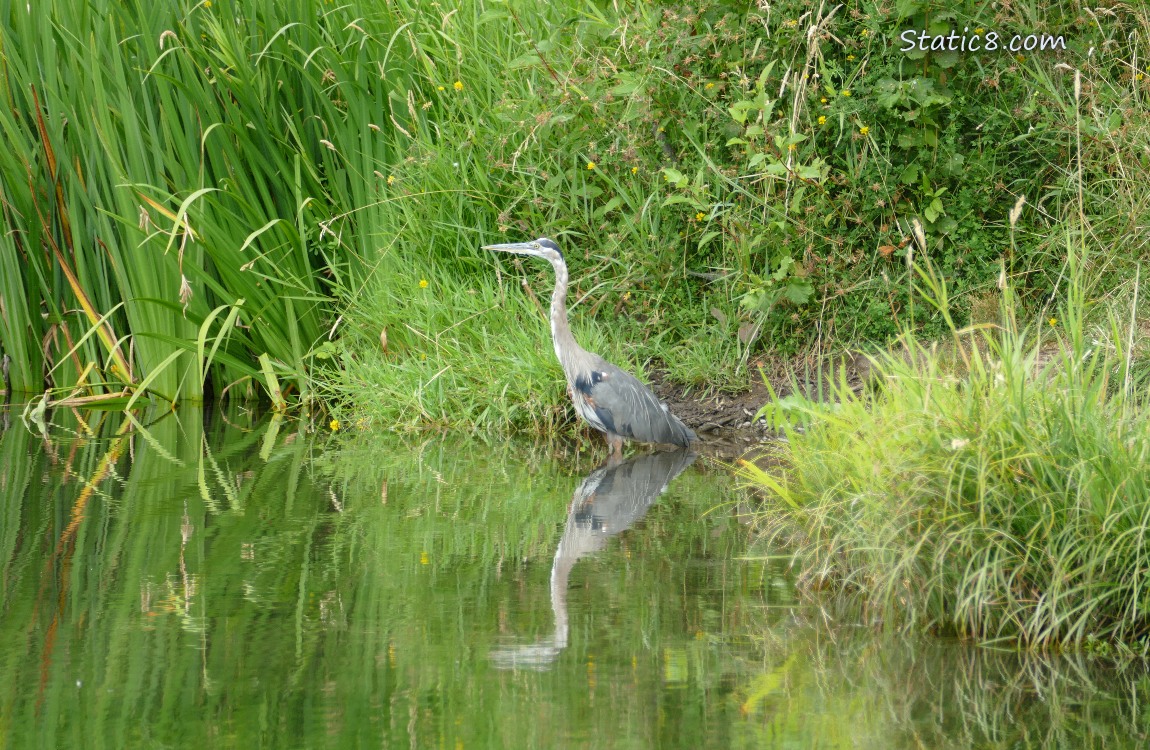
[574,360,697,447]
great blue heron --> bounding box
[483,237,697,457]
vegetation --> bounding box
[5,407,1146,747]
[4,0,1145,433]
[743,237,1150,648]
[735,2,1150,650]
[330,0,1150,432]
[9,4,1150,739]
[0,0,424,406]
[4,0,1150,654]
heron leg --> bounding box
[605,432,624,461]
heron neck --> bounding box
[549,535,572,648]
[549,257,581,367]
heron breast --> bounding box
[571,389,615,434]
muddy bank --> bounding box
[655,340,1069,461]
[648,353,873,460]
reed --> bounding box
[0,0,420,404]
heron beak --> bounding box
[482,242,538,256]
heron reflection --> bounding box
[491,449,696,670]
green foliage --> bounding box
[2,0,1147,430]
[6,406,1146,746]
[325,0,733,430]
[0,0,420,404]
[331,0,1148,432]
[743,244,1150,649]
[650,0,1147,346]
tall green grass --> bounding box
[325,0,1150,435]
[743,8,1150,646]
[0,0,420,404]
[744,242,1150,648]
[5,0,1146,429]
[322,0,708,433]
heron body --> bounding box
[483,237,697,457]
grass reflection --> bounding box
[1,408,1143,749]
[0,409,754,748]
[736,610,1150,749]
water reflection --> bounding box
[491,449,696,670]
[736,617,1150,749]
[3,409,1148,749]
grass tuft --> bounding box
[744,247,1150,649]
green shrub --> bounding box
[4,0,1145,425]
[329,0,1148,432]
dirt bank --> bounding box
[648,353,874,461]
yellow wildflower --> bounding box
[788,142,797,151]
[453,80,463,91]
[859,126,870,135]
[975,28,984,34]
[586,161,596,170]
[329,419,340,432]
[695,212,705,221]
[631,166,638,174]
[820,97,827,103]
[1137,73,1145,81]
[387,175,396,185]
[860,29,870,37]
[847,54,855,61]
[841,90,851,97]
[419,279,429,288]
[1049,317,1058,326]
[818,115,826,125]
[437,85,445,91]
[704,82,714,89]
[204,0,212,6]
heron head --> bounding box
[482,237,564,263]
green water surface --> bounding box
[1,409,1147,749]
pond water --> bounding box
[1,408,1148,749]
